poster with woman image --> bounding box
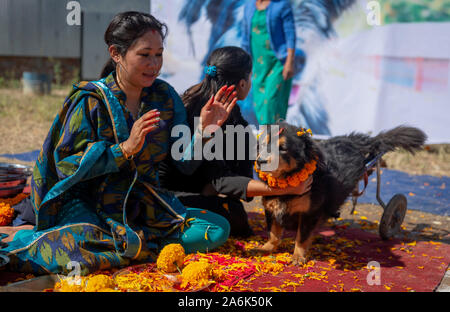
[152,0,450,143]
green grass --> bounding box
[0,88,63,121]
[0,83,71,155]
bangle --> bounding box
[119,143,133,160]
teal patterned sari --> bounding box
[1,72,228,275]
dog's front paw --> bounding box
[291,253,307,266]
[260,241,278,252]
[249,242,277,255]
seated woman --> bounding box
[0,12,237,275]
[159,47,312,237]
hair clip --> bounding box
[205,65,217,77]
[297,128,313,137]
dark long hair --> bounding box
[100,11,168,78]
[182,46,252,129]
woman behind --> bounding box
[159,46,311,238]
[0,12,236,275]
[242,0,296,125]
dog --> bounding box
[254,122,427,265]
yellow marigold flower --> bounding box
[157,243,186,273]
[84,274,115,292]
[297,128,313,137]
[55,276,85,292]
[180,261,213,289]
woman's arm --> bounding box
[169,85,238,175]
[204,174,313,200]
[281,1,296,51]
[52,95,131,181]
[281,1,296,80]
[282,48,296,80]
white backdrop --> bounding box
[318,22,450,143]
[151,0,450,144]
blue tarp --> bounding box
[2,150,449,216]
[0,150,40,162]
[355,169,449,216]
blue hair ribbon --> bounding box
[205,65,217,77]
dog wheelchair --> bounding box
[350,152,407,240]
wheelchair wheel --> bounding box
[379,194,407,240]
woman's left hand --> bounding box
[282,61,295,81]
[199,85,238,136]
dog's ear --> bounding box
[304,136,322,163]
[295,127,320,162]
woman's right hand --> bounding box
[281,175,313,196]
[121,109,160,157]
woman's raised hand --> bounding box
[199,85,238,136]
[121,109,160,157]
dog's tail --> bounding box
[349,126,427,158]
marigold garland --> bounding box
[156,243,186,273]
[254,159,317,189]
[180,261,213,289]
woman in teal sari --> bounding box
[0,12,236,275]
[242,0,296,125]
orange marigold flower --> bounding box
[0,203,15,226]
[298,171,309,182]
[277,179,289,188]
[287,175,299,187]
[254,158,317,189]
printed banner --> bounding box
[151,0,450,143]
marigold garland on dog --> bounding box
[254,159,317,189]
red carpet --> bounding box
[233,228,449,292]
[216,210,450,292]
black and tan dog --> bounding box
[254,122,426,265]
